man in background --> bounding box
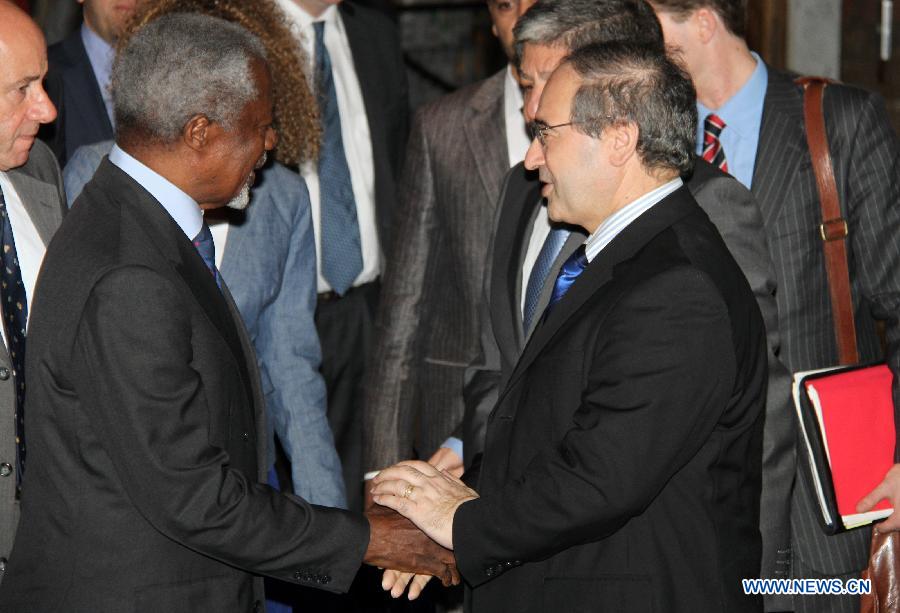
[40,0,137,165]
[0,0,65,584]
[362,0,534,503]
[274,0,408,513]
[649,1,900,610]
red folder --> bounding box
[793,363,895,532]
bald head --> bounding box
[0,1,42,44]
[0,0,56,171]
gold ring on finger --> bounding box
[402,483,415,499]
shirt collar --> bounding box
[276,0,339,29]
[108,145,204,241]
[504,64,524,115]
[697,51,768,140]
[80,23,115,82]
[584,177,683,263]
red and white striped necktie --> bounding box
[702,113,729,173]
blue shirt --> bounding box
[80,23,115,127]
[108,145,203,241]
[696,52,768,190]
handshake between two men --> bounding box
[363,460,477,599]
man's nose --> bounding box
[524,137,544,170]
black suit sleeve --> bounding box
[453,267,744,586]
[72,265,369,591]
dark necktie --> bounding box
[702,113,729,173]
[523,226,570,334]
[192,223,220,289]
[314,20,363,296]
[545,244,588,316]
[0,187,28,489]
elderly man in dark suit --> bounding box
[0,0,65,584]
[0,14,454,611]
[650,1,900,611]
[374,41,766,612]
[361,0,535,506]
[40,0,137,165]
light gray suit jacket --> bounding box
[362,68,512,472]
[0,140,66,576]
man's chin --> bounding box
[225,184,251,210]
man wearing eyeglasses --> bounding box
[372,40,766,612]
[459,0,793,598]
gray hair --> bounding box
[513,0,664,64]
[112,13,267,143]
[567,42,696,175]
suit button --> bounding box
[485,567,494,577]
[241,432,250,441]
[0,557,6,572]
[0,368,9,381]
[322,575,331,584]
[252,600,263,613]
[0,463,11,477]
[293,571,302,580]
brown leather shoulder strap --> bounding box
[795,76,858,365]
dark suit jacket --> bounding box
[339,1,409,253]
[463,160,794,587]
[752,68,900,576]
[0,161,368,611]
[454,186,766,613]
[362,69,509,472]
[0,141,66,577]
[40,29,114,167]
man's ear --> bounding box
[182,114,213,152]
[607,122,639,167]
[695,7,719,44]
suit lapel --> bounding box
[63,34,114,139]
[6,169,64,247]
[99,162,255,408]
[491,164,540,367]
[524,228,585,342]
[500,187,699,403]
[751,70,805,226]
[464,70,511,209]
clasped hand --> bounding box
[365,460,478,599]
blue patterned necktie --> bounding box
[545,244,588,316]
[0,187,28,490]
[522,227,570,334]
[314,20,363,295]
[192,223,221,289]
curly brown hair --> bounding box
[123,0,321,166]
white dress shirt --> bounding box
[275,0,380,292]
[504,65,530,168]
[584,178,683,263]
[0,173,48,343]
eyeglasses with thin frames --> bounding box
[529,121,582,147]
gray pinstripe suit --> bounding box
[362,69,511,473]
[751,67,900,612]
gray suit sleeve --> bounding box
[693,173,796,589]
